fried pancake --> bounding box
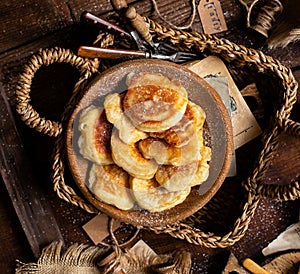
[155,162,198,192]
[123,72,188,132]
[111,130,158,179]
[190,145,212,187]
[78,106,113,165]
[126,72,188,97]
[104,93,148,144]
[138,129,203,166]
[88,164,134,210]
[150,100,206,147]
[156,140,211,191]
[130,177,191,212]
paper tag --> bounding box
[198,0,228,35]
[186,56,262,149]
[204,76,236,177]
[82,214,121,245]
[262,221,300,256]
[130,240,157,256]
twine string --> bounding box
[239,0,283,37]
[151,0,197,30]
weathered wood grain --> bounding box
[0,82,64,258]
[0,178,34,273]
[66,0,136,21]
[0,0,72,54]
[263,70,300,185]
[1,0,299,70]
[0,0,138,55]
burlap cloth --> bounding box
[16,240,192,274]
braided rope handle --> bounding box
[279,117,300,138]
[16,47,99,137]
[145,191,260,248]
[15,47,100,213]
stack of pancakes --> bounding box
[78,72,211,212]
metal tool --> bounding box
[110,0,157,52]
[80,11,199,57]
[79,10,199,63]
[78,46,199,63]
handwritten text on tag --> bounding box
[198,0,228,35]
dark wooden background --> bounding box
[0,0,299,273]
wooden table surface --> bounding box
[0,0,299,273]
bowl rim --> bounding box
[66,59,233,227]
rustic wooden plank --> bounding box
[1,0,299,70]
[0,178,34,273]
[0,0,73,54]
[263,69,300,184]
[0,81,64,258]
[0,24,90,102]
[135,0,198,28]
[65,0,136,21]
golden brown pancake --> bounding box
[104,93,148,144]
[155,125,211,190]
[138,129,203,166]
[78,106,113,165]
[77,71,211,213]
[130,177,191,212]
[150,100,206,147]
[123,72,188,132]
[88,164,134,210]
[190,145,211,187]
[111,130,158,179]
[155,162,198,192]
[126,72,188,97]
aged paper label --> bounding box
[186,56,262,150]
[262,221,300,256]
[130,240,157,256]
[204,76,236,177]
[82,214,121,245]
[198,0,228,34]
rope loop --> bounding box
[15,47,99,137]
[278,117,300,138]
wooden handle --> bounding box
[78,46,146,59]
[242,258,270,274]
[125,6,152,43]
[111,0,128,10]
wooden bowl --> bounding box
[66,59,233,227]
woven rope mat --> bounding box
[15,16,300,249]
